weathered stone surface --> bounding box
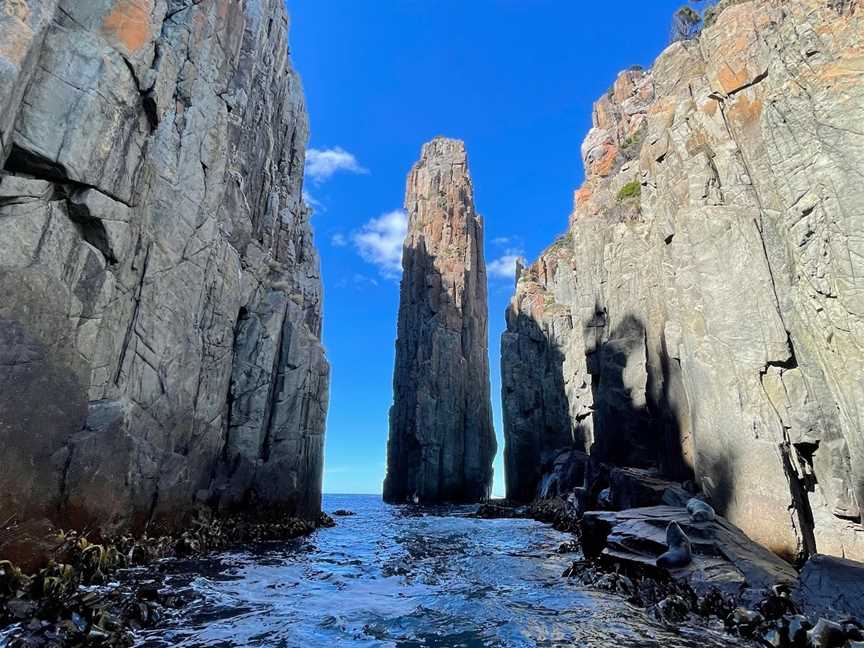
[0,0,328,534]
[502,0,864,562]
[384,137,496,503]
[581,505,799,604]
[794,554,864,621]
[608,467,692,511]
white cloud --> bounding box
[306,147,368,184]
[353,209,407,279]
[491,236,513,247]
[487,249,525,280]
[330,232,347,247]
[352,273,379,288]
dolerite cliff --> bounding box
[384,138,496,503]
[502,0,864,562]
[0,0,329,533]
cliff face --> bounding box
[385,138,496,503]
[0,0,329,533]
[503,0,864,562]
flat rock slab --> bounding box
[582,506,798,602]
[794,554,864,621]
[609,467,692,510]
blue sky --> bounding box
[286,1,684,496]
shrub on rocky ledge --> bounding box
[617,181,642,202]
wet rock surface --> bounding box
[384,138,496,504]
[794,555,864,622]
[0,0,328,534]
[522,453,864,645]
[581,505,798,604]
[0,512,326,646]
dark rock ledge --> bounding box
[477,456,864,648]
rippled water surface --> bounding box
[136,494,744,647]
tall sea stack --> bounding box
[0,0,328,534]
[384,137,496,503]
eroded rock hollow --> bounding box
[0,0,329,533]
[384,137,496,503]
[502,0,864,562]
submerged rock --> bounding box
[384,137,496,504]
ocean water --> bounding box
[135,494,747,647]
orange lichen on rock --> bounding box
[819,53,864,83]
[612,72,637,104]
[700,98,719,116]
[727,94,763,128]
[591,144,619,178]
[574,185,592,209]
[716,63,751,94]
[101,0,152,53]
[593,98,617,131]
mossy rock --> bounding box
[617,181,642,202]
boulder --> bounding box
[581,505,798,604]
[608,467,691,510]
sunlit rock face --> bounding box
[0,0,329,533]
[385,137,496,503]
[502,0,864,562]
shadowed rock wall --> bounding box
[0,0,329,533]
[385,137,496,503]
[502,0,864,562]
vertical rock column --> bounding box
[384,137,496,503]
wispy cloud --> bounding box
[335,273,380,290]
[303,189,324,212]
[487,249,525,280]
[353,209,407,279]
[491,236,514,247]
[306,147,368,184]
[330,232,347,247]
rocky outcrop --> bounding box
[581,505,799,605]
[384,137,496,503]
[0,0,329,534]
[502,0,864,562]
